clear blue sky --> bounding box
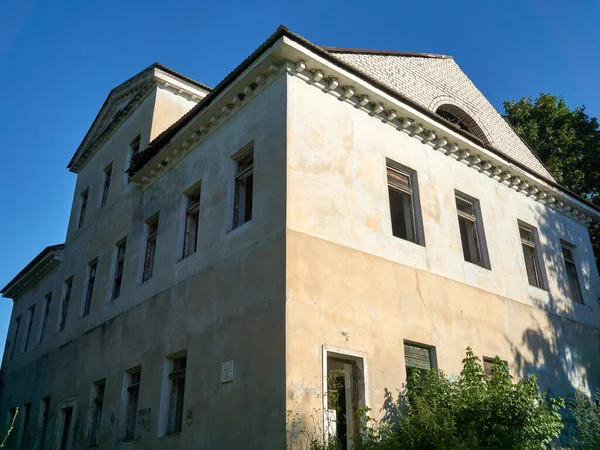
[0,0,599,358]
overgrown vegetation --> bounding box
[289,349,600,450]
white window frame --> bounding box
[517,221,546,289]
[158,350,187,437]
[454,190,490,269]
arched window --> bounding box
[435,104,489,145]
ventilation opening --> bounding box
[436,104,489,145]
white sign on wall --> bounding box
[221,359,234,383]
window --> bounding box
[100,163,112,207]
[82,260,97,317]
[38,397,50,449]
[142,217,158,282]
[112,240,127,300]
[435,104,490,145]
[387,162,422,244]
[232,147,254,229]
[58,405,73,450]
[123,368,141,441]
[79,188,88,229]
[519,224,543,288]
[125,135,141,184]
[562,244,584,303]
[10,316,21,360]
[483,357,508,380]
[165,355,186,435]
[455,192,488,268]
[404,342,435,379]
[59,278,73,332]
[39,293,52,343]
[89,379,105,446]
[23,305,35,353]
[182,187,201,259]
[18,402,31,450]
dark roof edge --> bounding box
[1,244,65,298]
[321,46,452,59]
[129,26,600,216]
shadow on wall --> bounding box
[505,204,600,398]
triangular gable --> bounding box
[325,50,555,181]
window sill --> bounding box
[463,260,491,271]
[227,219,252,235]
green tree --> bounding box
[503,94,600,268]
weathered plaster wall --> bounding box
[1,75,288,449]
[284,73,600,433]
[150,86,199,140]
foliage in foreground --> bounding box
[293,348,565,450]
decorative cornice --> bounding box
[131,57,597,228]
[1,245,64,300]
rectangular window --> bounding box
[23,305,35,353]
[182,187,201,259]
[10,316,21,360]
[165,356,186,435]
[38,397,50,449]
[483,357,507,380]
[39,293,52,343]
[455,192,488,267]
[112,240,127,300]
[142,217,159,282]
[79,188,88,229]
[562,244,584,303]
[232,148,254,229]
[387,163,423,244]
[123,368,141,441]
[130,135,141,160]
[58,405,73,450]
[404,342,435,378]
[59,278,73,332]
[89,379,105,446]
[18,402,31,450]
[82,260,97,317]
[100,163,112,207]
[519,224,543,288]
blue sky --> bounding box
[0,0,599,358]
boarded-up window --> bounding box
[143,217,159,282]
[112,240,127,300]
[232,148,254,229]
[519,225,543,288]
[562,245,583,303]
[182,188,200,259]
[456,193,486,267]
[483,357,508,380]
[404,342,435,380]
[387,165,418,243]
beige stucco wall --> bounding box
[284,73,600,437]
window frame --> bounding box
[181,184,201,260]
[81,259,97,318]
[561,242,584,304]
[58,277,73,332]
[231,145,254,230]
[121,367,141,442]
[78,188,89,229]
[38,292,52,344]
[160,351,187,437]
[10,316,21,360]
[112,239,127,300]
[403,341,437,379]
[454,191,490,269]
[142,215,159,283]
[22,304,36,353]
[100,163,113,208]
[88,379,105,446]
[517,222,546,289]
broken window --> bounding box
[82,260,97,317]
[23,305,35,353]
[182,187,200,259]
[39,293,52,343]
[387,163,421,244]
[562,244,584,303]
[101,163,112,207]
[483,357,508,380]
[166,356,186,434]
[404,342,435,379]
[519,224,543,288]
[38,397,50,449]
[112,239,127,300]
[89,379,105,446]
[10,316,20,360]
[232,148,254,229]
[59,405,73,450]
[142,217,158,282]
[455,193,487,267]
[59,278,72,332]
[124,368,141,441]
[78,188,88,229]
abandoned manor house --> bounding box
[2,26,600,449]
